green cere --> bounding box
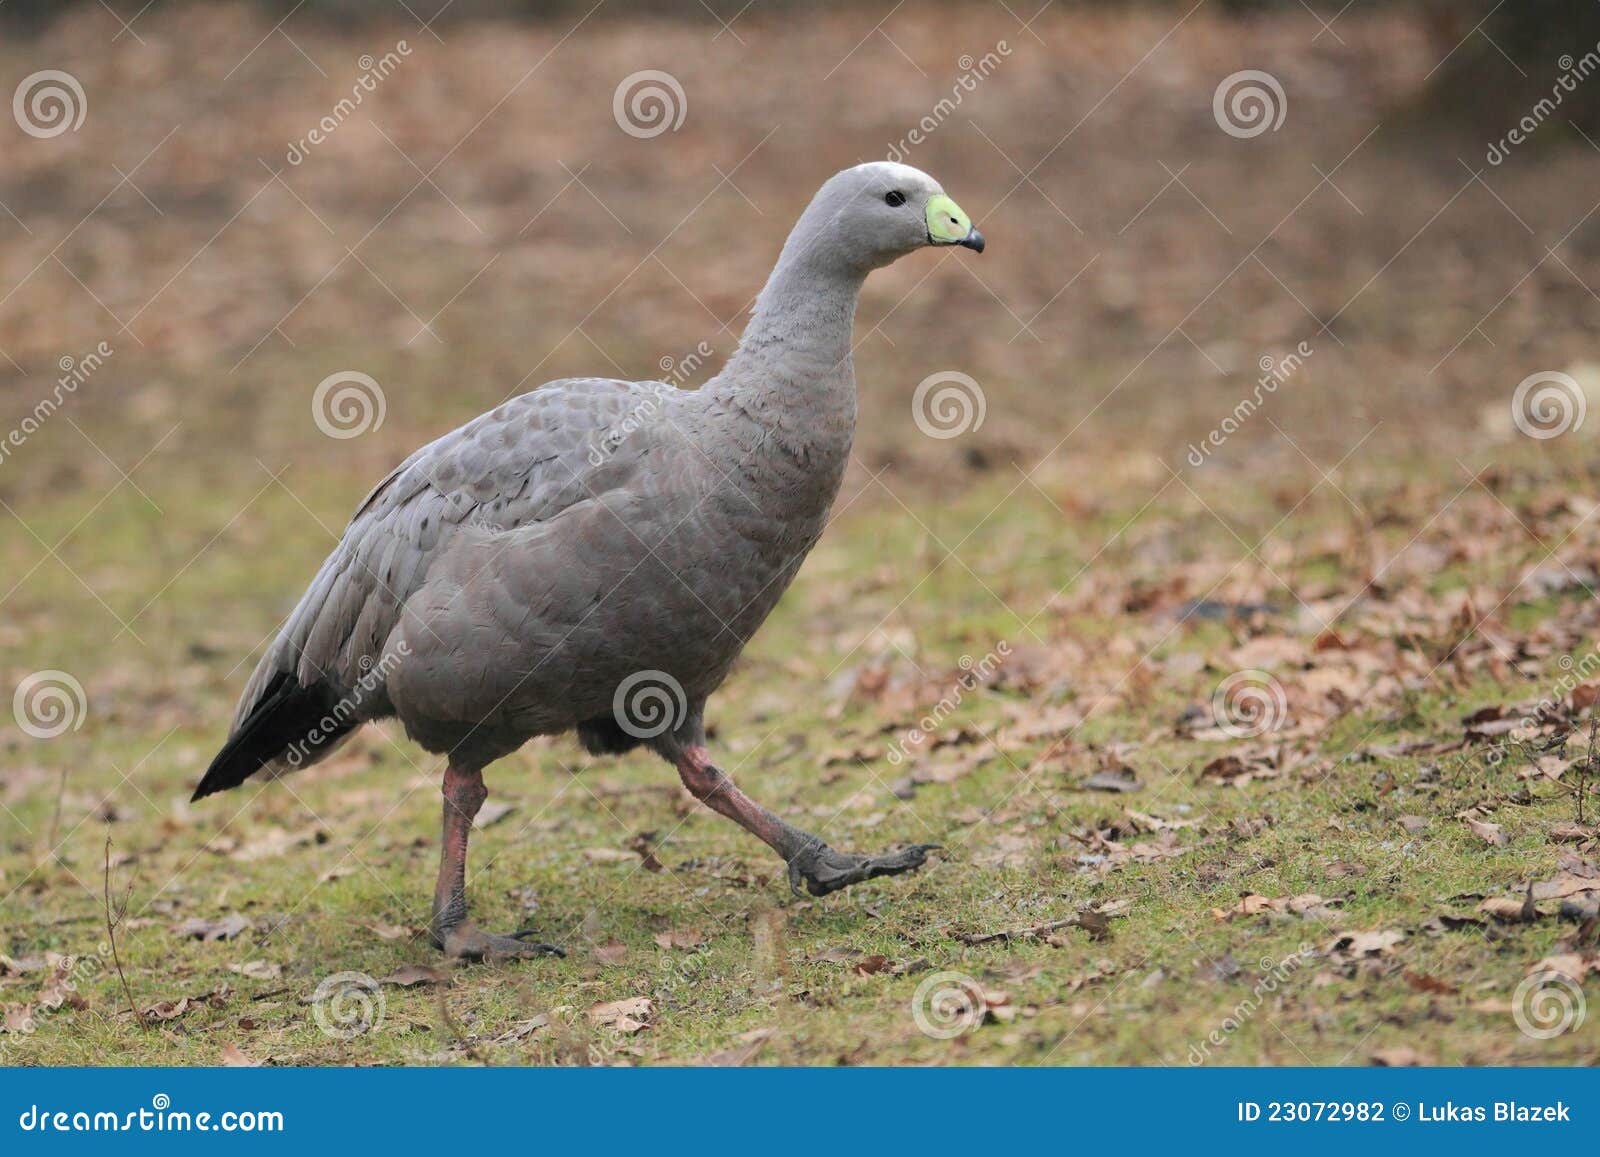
[926,194,973,244]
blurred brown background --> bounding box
[3,0,1599,510]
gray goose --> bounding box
[195,162,986,959]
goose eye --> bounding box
[884,191,906,207]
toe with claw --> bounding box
[786,840,940,897]
[438,923,566,962]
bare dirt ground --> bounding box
[1,2,1598,1065]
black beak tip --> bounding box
[960,229,986,254]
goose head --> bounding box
[781,161,986,276]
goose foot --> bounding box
[437,923,566,962]
[786,841,940,897]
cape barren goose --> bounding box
[195,162,986,959]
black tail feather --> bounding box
[192,672,355,801]
[577,715,647,757]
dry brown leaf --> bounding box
[653,928,706,951]
[1478,895,1534,922]
[1530,952,1597,982]
[227,960,281,981]
[364,922,414,941]
[1465,819,1508,847]
[144,997,194,1021]
[473,800,517,829]
[492,1014,550,1043]
[1403,971,1459,995]
[1371,1046,1432,1067]
[589,996,653,1034]
[1327,929,1405,959]
[219,1042,260,1067]
[1083,766,1142,793]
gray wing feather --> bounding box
[231,378,673,729]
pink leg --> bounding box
[429,762,563,961]
[674,745,938,897]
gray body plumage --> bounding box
[199,161,985,951]
[231,172,885,776]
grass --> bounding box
[3,443,1598,1067]
[2,0,1599,1069]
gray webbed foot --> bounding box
[437,923,566,961]
[786,840,939,897]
